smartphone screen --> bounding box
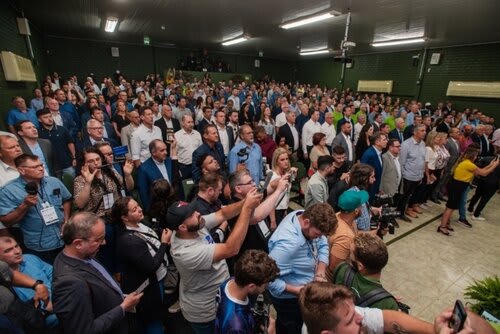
[449,300,467,332]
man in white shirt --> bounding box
[214,110,232,156]
[130,107,162,167]
[353,113,366,145]
[275,102,290,130]
[227,88,241,111]
[0,135,22,186]
[302,110,322,159]
[300,283,435,334]
[174,114,203,179]
[321,112,336,151]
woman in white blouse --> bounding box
[424,131,450,204]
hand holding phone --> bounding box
[449,300,467,332]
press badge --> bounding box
[40,202,59,225]
[257,220,271,239]
[103,193,115,210]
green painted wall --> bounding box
[297,44,500,116]
[0,1,47,130]
[45,36,296,83]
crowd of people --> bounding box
[0,70,499,334]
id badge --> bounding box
[40,205,59,225]
[103,193,115,210]
[257,221,271,239]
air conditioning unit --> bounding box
[446,81,500,99]
[357,80,393,93]
[0,51,37,82]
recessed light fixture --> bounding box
[299,48,332,56]
[161,25,166,30]
[222,35,250,46]
[371,37,426,47]
[105,17,118,32]
[280,11,340,30]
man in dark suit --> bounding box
[336,106,355,137]
[154,104,181,143]
[82,119,119,149]
[331,121,355,165]
[214,110,235,157]
[53,212,142,334]
[360,132,388,198]
[436,114,453,133]
[137,139,177,211]
[276,111,299,154]
[388,117,405,143]
[15,120,56,176]
[192,124,225,183]
[403,115,422,140]
[197,106,214,133]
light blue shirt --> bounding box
[6,108,39,127]
[268,210,329,299]
[406,112,415,126]
[14,254,58,327]
[0,176,71,251]
[228,141,263,184]
[400,137,426,181]
[29,142,49,176]
[350,186,371,231]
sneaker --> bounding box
[457,219,472,228]
[471,215,486,221]
[168,300,181,313]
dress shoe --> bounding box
[412,206,423,214]
[406,210,418,218]
[398,215,412,223]
[437,226,450,236]
[393,220,400,228]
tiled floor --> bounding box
[382,193,500,322]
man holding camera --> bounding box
[215,250,279,334]
[229,125,263,184]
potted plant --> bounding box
[464,275,500,332]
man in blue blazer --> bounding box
[137,139,177,211]
[360,132,388,199]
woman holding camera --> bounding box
[112,197,171,334]
[437,144,499,235]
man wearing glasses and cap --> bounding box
[167,189,262,334]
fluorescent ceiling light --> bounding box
[105,17,118,32]
[222,35,250,46]
[371,37,426,47]
[280,12,338,29]
[300,48,331,56]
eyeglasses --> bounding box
[83,236,106,244]
[237,180,255,186]
[88,127,104,130]
[19,164,44,169]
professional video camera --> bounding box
[251,294,270,334]
[371,194,400,238]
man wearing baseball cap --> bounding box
[327,189,370,279]
[167,188,262,334]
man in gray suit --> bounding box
[15,120,56,176]
[380,139,405,223]
[331,121,355,165]
[433,127,461,200]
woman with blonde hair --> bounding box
[425,131,450,204]
[269,147,293,228]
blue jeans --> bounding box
[189,320,215,334]
[458,186,470,220]
[270,296,303,334]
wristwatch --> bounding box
[31,279,44,290]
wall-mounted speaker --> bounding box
[17,18,31,36]
[111,47,120,57]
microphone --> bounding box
[25,181,38,195]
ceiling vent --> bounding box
[446,81,500,99]
[357,80,393,93]
[0,51,36,82]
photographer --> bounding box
[215,250,279,334]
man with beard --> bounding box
[167,189,262,333]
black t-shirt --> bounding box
[227,198,269,258]
[327,162,350,191]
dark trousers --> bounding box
[25,247,63,265]
[189,320,215,334]
[397,179,421,213]
[270,296,303,334]
[468,183,497,217]
[179,163,193,180]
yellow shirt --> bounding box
[453,159,477,183]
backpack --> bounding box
[333,263,411,313]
